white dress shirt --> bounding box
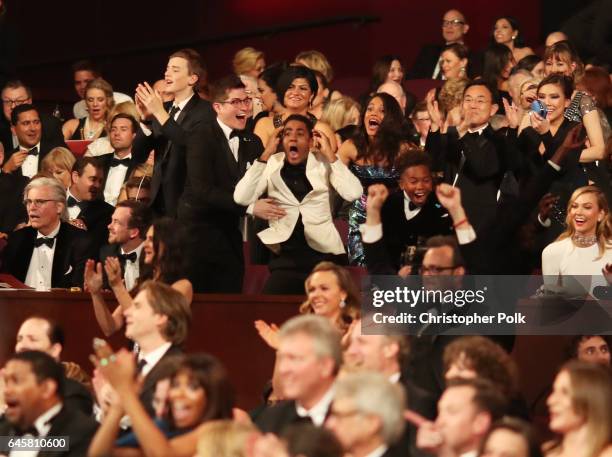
[104,153,131,206]
[25,222,61,291]
[295,386,335,427]
[217,118,239,161]
[403,193,422,221]
[364,444,388,457]
[9,403,63,457]
[66,189,82,220]
[121,242,144,291]
[138,342,172,377]
[20,142,41,178]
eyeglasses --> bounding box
[24,199,57,207]
[221,97,253,108]
[442,19,465,27]
[2,98,29,107]
[420,265,458,274]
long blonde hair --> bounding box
[557,186,612,258]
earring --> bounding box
[339,298,346,308]
[460,67,466,75]
[512,35,517,40]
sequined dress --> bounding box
[347,163,400,266]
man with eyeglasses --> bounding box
[179,74,265,293]
[0,80,65,157]
[409,9,474,80]
[1,176,91,289]
[133,48,214,218]
[1,103,65,178]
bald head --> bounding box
[545,31,568,47]
[377,81,406,111]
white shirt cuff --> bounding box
[538,214,552,227]
[359,223,383,244]
[547,160,561,171]
[139,122,152,136]
[455,226,476,245]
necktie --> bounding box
[466,131,480,140]
[408,201,418,211]
[168,105,180,120]
[34,237,55,248]
[119,252,137,263]
[229,129,241,139]
[110,157,131,167]
[136,358,147,374]
[27,147,39,156]
[67,196,86,209]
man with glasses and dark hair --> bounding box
[0,80,65,157]
[133,48,214,218]
[409,9,474,79]
[1,176,92,289]
[179,74,265,293]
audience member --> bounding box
[2,176,91,289]
[233,46,266,117]
[568,335,611,366]
[120,174,152,205]
[84,100,142,157]
[439,43,469,81]
[491,16,534,63]
[256,62,288,123]
[370,55,404,94]
[40,146,76,189]
[478,417,543,457]
[63,78,114,141]
[196,420,258,457]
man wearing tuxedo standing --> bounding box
[134,48,214,218]
[1,177,91,289]
[179,75,271,293]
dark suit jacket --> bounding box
[139,345,183,418]
[0,113,65,163]
[409,44,482,79]
[1,222,92,288]
[133,96,214,217]
[63,378,93,417]
[254,400,324,435]
[0,403,98,457]
[0,171,28,232]
[74,198,114,257]
[178,120,263,266]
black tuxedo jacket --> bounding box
[254,400,326,434]
[0,113,65,164]
[0,403,98,457]
[134,96,214,217]
[0,170,28,232]
[178,120,263,263]
[1,222,92,288]
[73,198,114,257]
[139,345,183,418]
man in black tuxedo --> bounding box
[134,48,214,217]
[15,316,93,416]
[1,104,65,178]
[409,9,475,80]
[66,156,114,255]
[0,80,65,156]
[99,200,151,291]
[255,315,340,434]
[0,146,27,233]
[99,113,144,206]
[0,351,98,456]
[179,74,265,293]
[2,177,91,289]
[361,152,452,274]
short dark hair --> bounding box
[9,351,65,399]
[20,315,65,348]
[138,280,191,345]
[396,150,432,176]
[2,80,32,99]
[72,156,103,176]
[169,48,206,92]
[480,417,542,457]
[259,62,289,98]
[115,200,152,239]
[210,74,246,103]
[276,66,318,107]
[426,235,465,267]
[284,113,314,136]
[11,103,39,126]
[567,335,612,360]
[72,59,100,77]
[463,79,499,105]
[445,377,507,421]
[111,113,138,134]
[538,73,574,99]
[515,54,542,73]
[442,43,469,61]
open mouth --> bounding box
[574,216,586,227]
[413,191,427,201]
[367,118,381,130]
[171,402,194,423]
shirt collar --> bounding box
[139,341,172,369]
[37,221,61,239]
[20,142,41,153]
[295,385,335,427]
[388,372,401,384]
[460,452,478,457]
[216,118,234,141]
[173,93,194,113]
[33,402,62,436]
[113,151,132,160]
[365,444,388,457]
[121,242,144,257]
[66,188,80,203]
[467,123,489,135]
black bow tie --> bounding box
[67,196,87,209]
[466,131,481,139]
[229,129,241,139]
[26,147,39,156]
[110,157,131,167]
[14,425,39,437]
[136,358,147,374]
[408,201,419,211]
[34,237,55,248]
[119,252,137,263]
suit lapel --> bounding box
[51,223,69,286]
[213,122,240,180]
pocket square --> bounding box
[64,265,73,275]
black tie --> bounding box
[15,426,39,437]
[466,131,480,140]
[137,358,147,374]
[67,196,86,209]
[119,252,137,263]
[27,147,39,156]
[110,157,131,167]
[408,201,418,211]
[229,129,241,139]
[34,237,55,249]
[168,105,180,120]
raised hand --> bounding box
[253,198,287,221]
[426,90,443,131]
[135,82,166,120]
[254,320,280,349]
[261,126,283,162]
[530,111,550,135]
[2,150,27,174]
[503,98,520,129]
[538,193,559,221]
[313,128,337,162]
[551,124,585,166]
[104,257,123,288]
[84,259,103,293]
[91,342,137,395]
[435,183,462,212]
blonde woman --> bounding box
[63,78,114,141]
[233,47,265,117]
[40,147,76,189]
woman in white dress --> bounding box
[542,185,612,294]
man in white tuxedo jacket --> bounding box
[235,114,362,294]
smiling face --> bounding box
[306,270,346,321]
[442,10,468,44]
[568,191,604,237]
[547,370,584,434]
[440,50,466,80]
[257,78,277,111]
[214,87,250,130]
[108,206,136,245]
[399,164,432,207]
[168,370,207,429]
[386,60,404,84]
[284,77,313,111]
[164,56,197,98]
[493,18,515,46]
[537,83,570,124]
[545,54,575,77]
[85,88,109,122]
[70,163,103,201]
[123,288,167,343]
[15,318,61,360]
[282,119,312,165]
[12,109,41,149]
[143,226,155,264]
[364,96,385,137]
[462,84,498,129]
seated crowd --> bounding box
[0,6,612,457]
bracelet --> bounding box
[453,218,468,229]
